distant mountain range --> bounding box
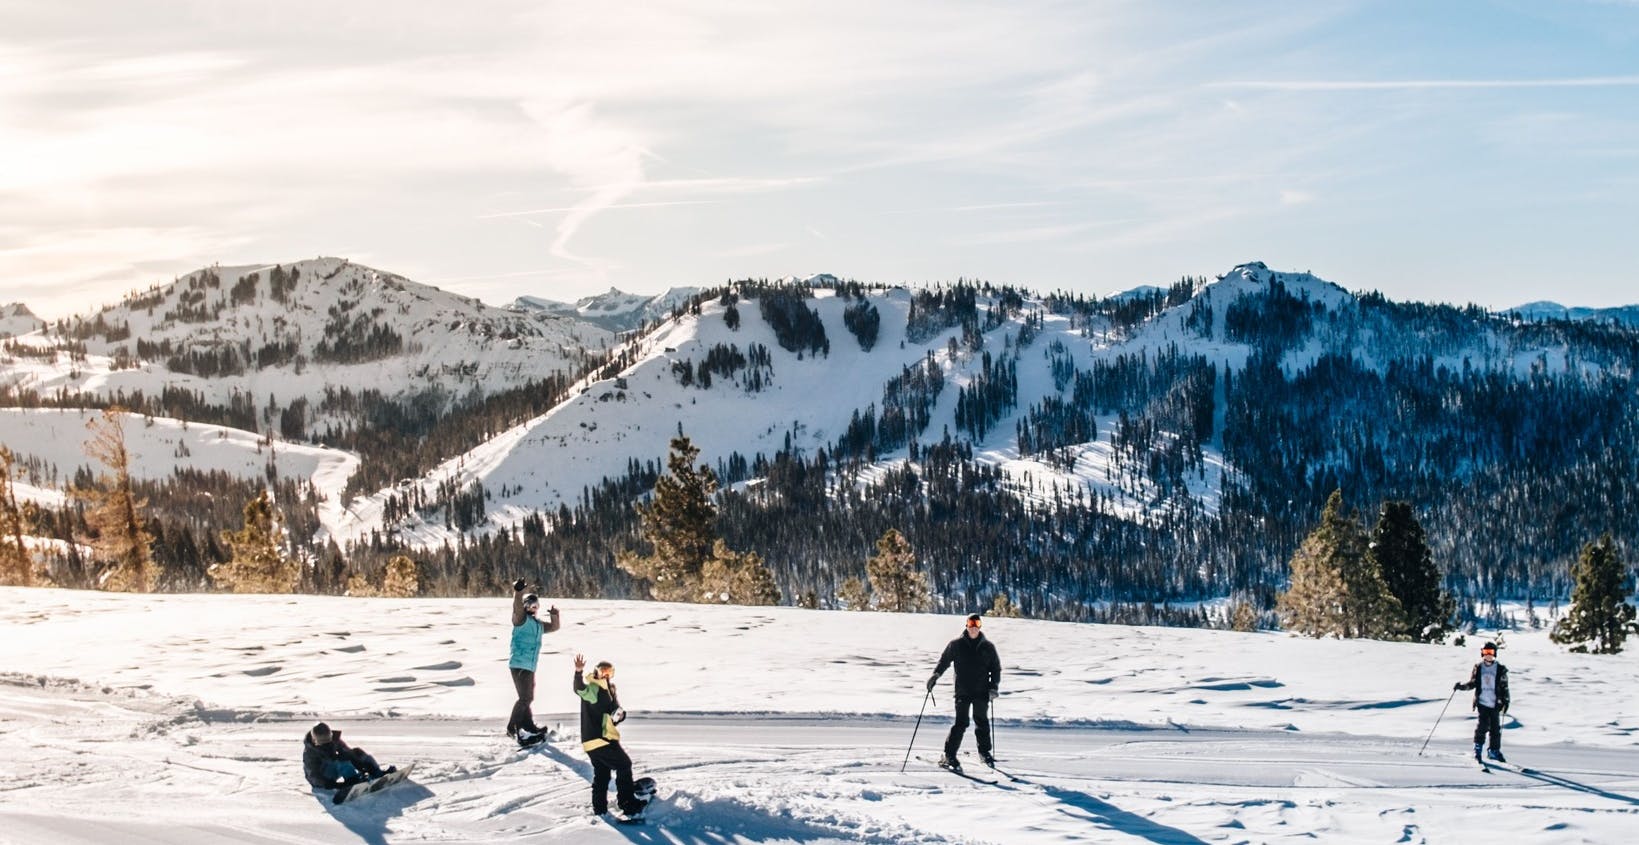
[511,286,700,333]
[1504,301,1639,327]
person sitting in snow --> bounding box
[302,722,394,800]
[927,611,1003,772]
[1454,640,1511,763]
[506,579,562,746]
[573,653,646,819]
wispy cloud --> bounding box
[1209,76,1639,91]
[713,243,790,258]
[477,200,717,220]
[880,201,1067,216]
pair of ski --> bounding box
[919,755,1019,785]
[1470,746,1534,775]
[1477,755,1528,775]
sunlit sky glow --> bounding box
[3,0,1638,319]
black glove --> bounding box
[988,688,998,702]
[1452,682,1462,691]
[926,675,937,692]
[513,578,526,592]
[614,708,627,724]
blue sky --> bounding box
[3,0,1637,319]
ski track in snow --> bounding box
[2,588,1637,844]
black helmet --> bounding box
[522,593,539,610]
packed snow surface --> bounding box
[2,588,1636,843]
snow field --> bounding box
[2,588,1637,843]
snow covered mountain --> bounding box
[0,302,44,337]
[511,286,700,333]
[1505,300,1639,327]
[0,258,613,435]
[4,259,1636,614]
[342,260,1626,551]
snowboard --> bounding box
[608,777,659,825]
[334,762,416,805]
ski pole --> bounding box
[988,693,997,761]
[1418,686,1459,757]
[900,688,934,773]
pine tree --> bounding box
[1279,490,1401,638]
[618,435,720,601]
[1551,534,1637,654]
[866,528,929,612]
[989,592,1021,618]
[1229,600,1259,632]
[0,446,35,586]
[699,539,780,605]
[380,554,419,598]
[1339,539,1405,641]
[79,408,156,592]
[211,490,299,593]
[1278,493,1349,637]
[345,571,379,597]
[837,576,871,611]
[1370,501,1453,642]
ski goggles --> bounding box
[1481,648,1496,656]
[965,617,982,629]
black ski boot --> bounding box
[937,753,963,773]
[1487,748,1507,763]
[980,751,996,768]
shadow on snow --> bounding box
[1509,766,1639,807]
[314,781,436,845]
[535,742,943,844]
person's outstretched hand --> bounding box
[574,654,586,672]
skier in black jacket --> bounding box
[1454,641,1511,763]
[927,612,1002,772]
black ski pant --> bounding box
[1474,704,1502,751]
[508,667,539,736]
[944,694,992,758]
[586,742,642,815]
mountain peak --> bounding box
[510,286,700,332]
[1,302,45,337]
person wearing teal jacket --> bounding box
[506,579,561,745]
[574,653,645,819]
